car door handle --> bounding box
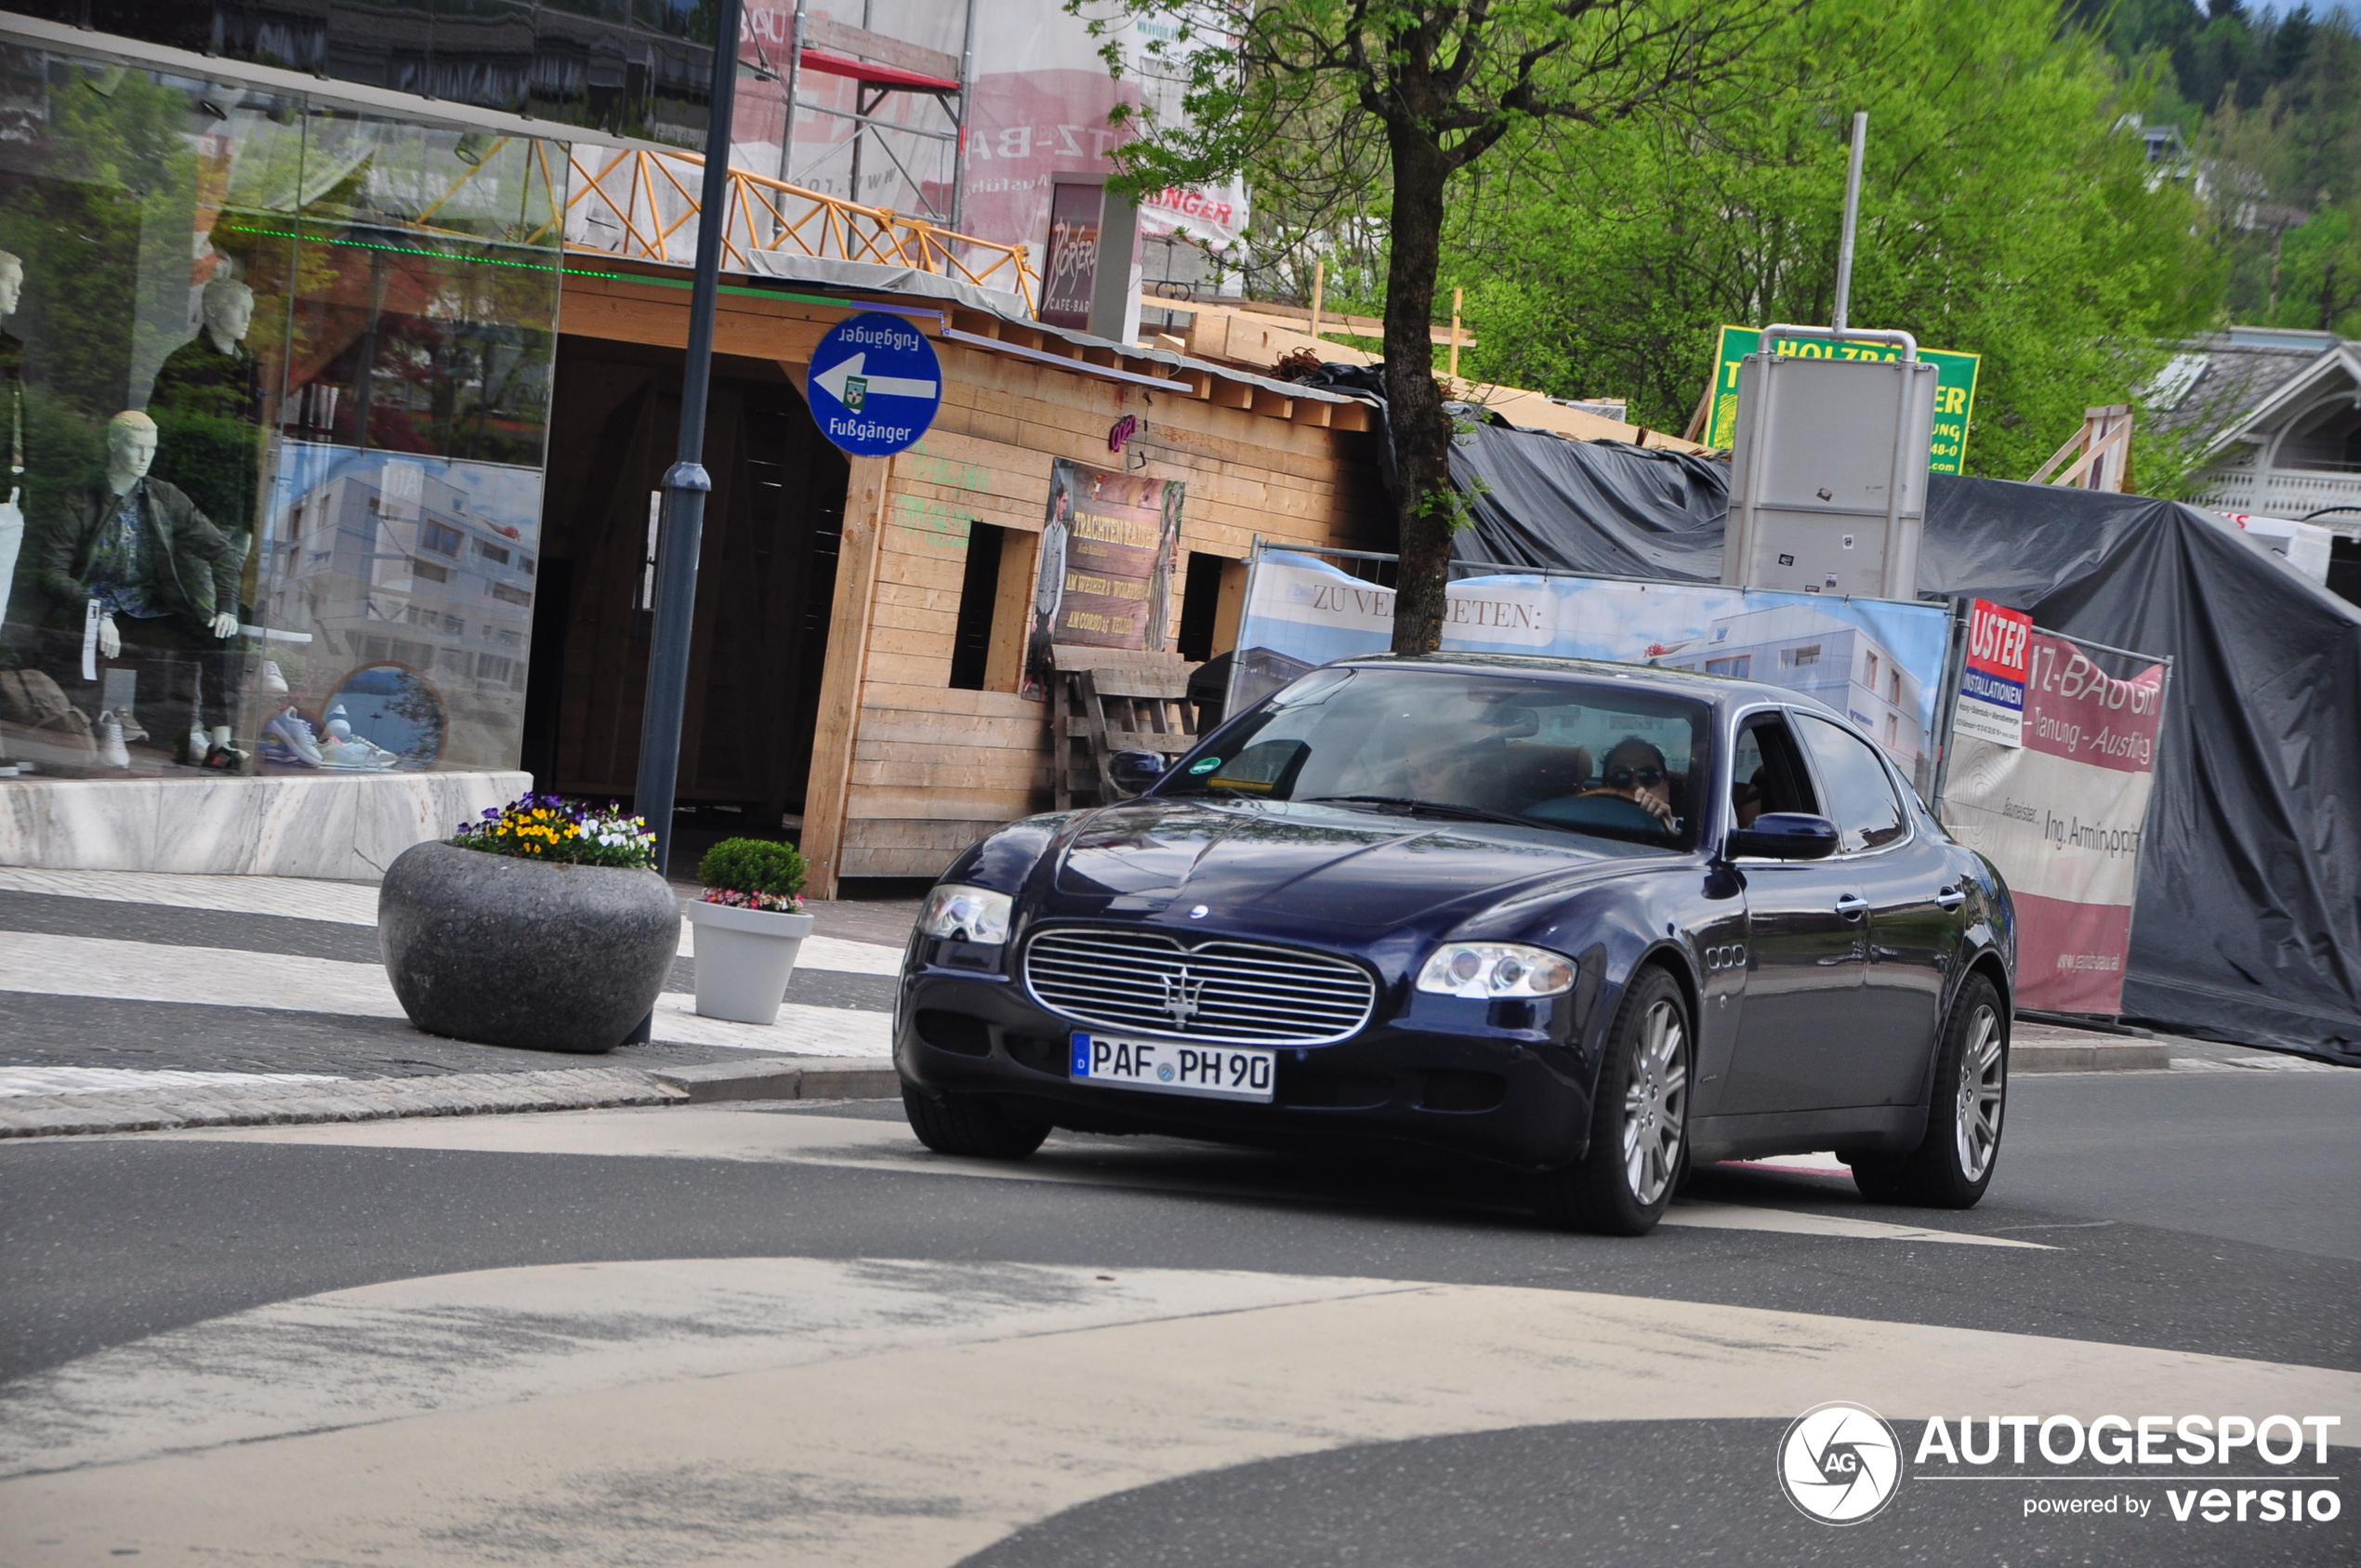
[1835,894,1869,921]
[1935,887,1967,911]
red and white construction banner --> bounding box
[1939,609,2168,1015]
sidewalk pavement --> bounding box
[0,866,917,1138]
[0,866,2336,1140]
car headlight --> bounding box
[919,884,1013,945]
[1416,942,1576,1000]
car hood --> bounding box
[1048,797,1647,927]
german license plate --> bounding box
[1069,1034,1274,1103]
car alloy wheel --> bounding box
[1849,972,2007,1209]
[1952,1002,2004,1183]
[1624,997,1688,1207]
[1533,965,1690,1234]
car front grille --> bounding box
[1022,926,1378,1046]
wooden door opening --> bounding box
[521,338,850,835]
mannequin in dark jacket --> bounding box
[36,410,241,751]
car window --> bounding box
[1732,715,1816,828]
[1165,667,1713,850]
[1795,714,1907,851]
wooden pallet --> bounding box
[1050,648,1200,810]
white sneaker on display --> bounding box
[260,659,288,693]
[261,706,324,767]
[96,710,130,769]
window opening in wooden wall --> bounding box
[1177,551,1229,663]
[948,521,1007,691]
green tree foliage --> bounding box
[1075,0,1793,654]
[1442,0,2222,486]
[2078,1,2361,333]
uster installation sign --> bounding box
[1705,325,1982,473]
[808,311,943,457]
[1954,598,2032,747]
[1939,626,2168,1014]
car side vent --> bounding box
[916,1009,992,1057]
[1420,1070,1507,1113]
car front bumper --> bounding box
[894,961,1602,1172]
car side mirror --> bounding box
[1108,750,1168,794]
[1726,812,1841,861]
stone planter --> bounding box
[684,900,815,1025]
[378,839,678,1053]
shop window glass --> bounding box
[0,44,561,781]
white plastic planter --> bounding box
[683,900,815,1025]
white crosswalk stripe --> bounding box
[0,865,909,975]
[0,930,891,1057]
[0,1065,346,1097]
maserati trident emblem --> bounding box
[1159,967,1207,1026]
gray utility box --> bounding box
[1721,349,1939,600]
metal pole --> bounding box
[949,0,978,233]
[635,0,743,878]
[1832,111,1866,334]
[776,0,805,198]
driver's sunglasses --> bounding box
[1608,766,1666,788]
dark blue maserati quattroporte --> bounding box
[894,655,2016,1234]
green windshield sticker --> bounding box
[1189,757,1221,774]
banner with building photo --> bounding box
[1226,550,1953,789]
[961,4,1249,273]
[1938,626,2168,1015]
[1020,458,1182,701]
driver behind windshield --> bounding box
[1580,736,1676,829]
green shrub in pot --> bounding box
[685,837,815,1024]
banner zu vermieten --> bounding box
[1226,549,1954,793]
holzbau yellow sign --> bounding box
[1707,325,1983,475]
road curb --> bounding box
[2011,1038,2173,1074]
[0,1058,899,1139]
[647,1059,902,1103]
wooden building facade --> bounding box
[534,262,1392,896]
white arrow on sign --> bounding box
[813,351,938,405]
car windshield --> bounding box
[1160,666,1712,850]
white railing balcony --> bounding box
[2193,462,2361,524]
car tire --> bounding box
[1850,973,2008,1208]
[1531,965,1691,1236]
[901,1086,1050,1160]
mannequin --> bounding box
[149,272,264,541]
[0,252,22,769]
[0,252,24,637]
[35,411,240,763]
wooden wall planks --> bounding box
[554,266,1391,892]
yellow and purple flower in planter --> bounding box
[452,792,657,870]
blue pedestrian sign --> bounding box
[807,311,943,457]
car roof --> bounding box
[1331,651,1849,721]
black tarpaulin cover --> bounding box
[1447,422,2361,1062]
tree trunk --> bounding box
[1383,125,1456,655]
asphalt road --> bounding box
[3,1065,2355,1566]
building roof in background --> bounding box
[2146,327,2361,462]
